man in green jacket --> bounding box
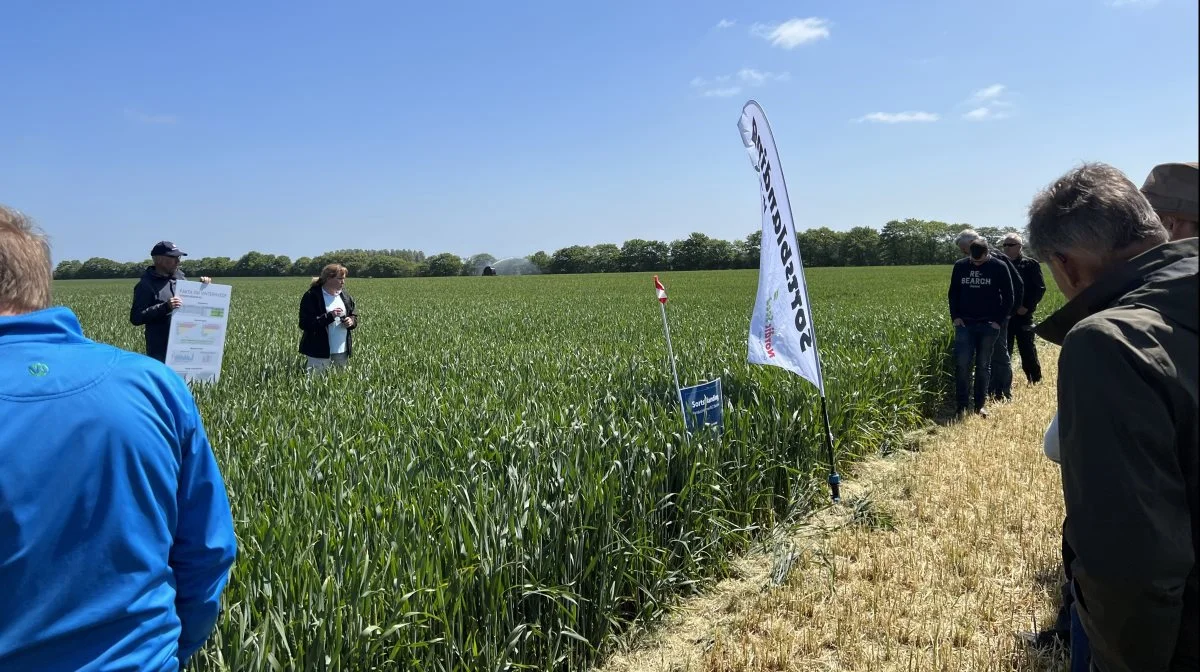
[1029,162,1198,672]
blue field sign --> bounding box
[680,379,723,434]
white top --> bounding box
[322,289,348,355]
[1044,412,1061,464]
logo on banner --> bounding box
[680,379,723,434]
[763,289,779,359]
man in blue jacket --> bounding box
[0,205,237,671]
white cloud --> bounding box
[692,69,786,98]
[961,84,1015,120]
[715,19,736,29]
[124,108,178,125]
[970,84,1006,102]
[963,106,1011,121]
[750,18,831,49]
[855,111,940,124]
[690,74,733,88]
[737,68,790,85]
[703,87,742,98]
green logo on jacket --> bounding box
[28,362,50,377]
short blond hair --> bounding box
[0,205,52,314]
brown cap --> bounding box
[1140,162,1199,222]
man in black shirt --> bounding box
[948,237,1015,417]
[129,241,210,362]
[1000,232,1046,383]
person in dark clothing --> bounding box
[299,263,359,371]
[954,230,1023,402]
[1029,162,1197,672]
[1001,232,1047,383]
[948,238,1015,418]
[129,241,210,362]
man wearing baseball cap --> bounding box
[129,241,211,362]
[1141,161,1198,241]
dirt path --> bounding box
[598,347,1068,671]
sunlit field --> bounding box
[54,267,1030,671]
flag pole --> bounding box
[819,394,841,503]
[658,299,687,433]
[654,276,688,434]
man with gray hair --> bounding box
[954,228,1024,401]
[1141,161,1198,241]
[1000,232,1046,384]
[1029,162,1197,671]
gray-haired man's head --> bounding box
[955,229,981,255]
[1001,232,1024,261]
[1026,162,1167,300]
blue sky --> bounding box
[2,0,1196,265]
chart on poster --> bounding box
[164,280,232,382]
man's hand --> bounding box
[1017,306,1029,316]
[990,322,1001,330]
[343,315,356,329]
[329,307,344,319]
[200,276,212,285]
[953,318,965,327]
[170,297,183,309]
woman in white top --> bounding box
[298,264,359,371]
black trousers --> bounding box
[1007,315,1042,383]
[1054,518,1077,634]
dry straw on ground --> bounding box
[600,346,1069,672]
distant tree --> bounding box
[528,250,552,273]
[366,255,418,278]
[707,238,736,269]
[78,257,125,279]
[734,231,762,269]
[795,227,845,267]
[669,232,723,271]
[591,244,621,273]
[549,245,595,274]
[422,252,465,277]
[54,260,82,280]
[839,227,882,266]
[618,239,669,272]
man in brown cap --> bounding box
[1141,162,1199,241]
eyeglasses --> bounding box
[1003,242,1020,247]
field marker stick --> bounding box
[658,300,687,434]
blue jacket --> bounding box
[0,307,237,671]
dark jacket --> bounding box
[298,284,358,359]
[130,266,185,362]
[948,256,1015,325]
[991,248,1025,317]
[1036,238,1198,672]
[1011,254,1046,317]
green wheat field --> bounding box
[54,267,1052,671]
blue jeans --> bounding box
[988,318,1013,399]
[1070,598,1092,671]
[954,322,1000,411]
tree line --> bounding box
[54,220,1021,280]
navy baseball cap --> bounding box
[150,241,187,257]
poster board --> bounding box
[164,280,232,383]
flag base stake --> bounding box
[820,395,841,503]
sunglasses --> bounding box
[1003,242,1020,247]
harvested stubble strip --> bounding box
[600,346,1069,672]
